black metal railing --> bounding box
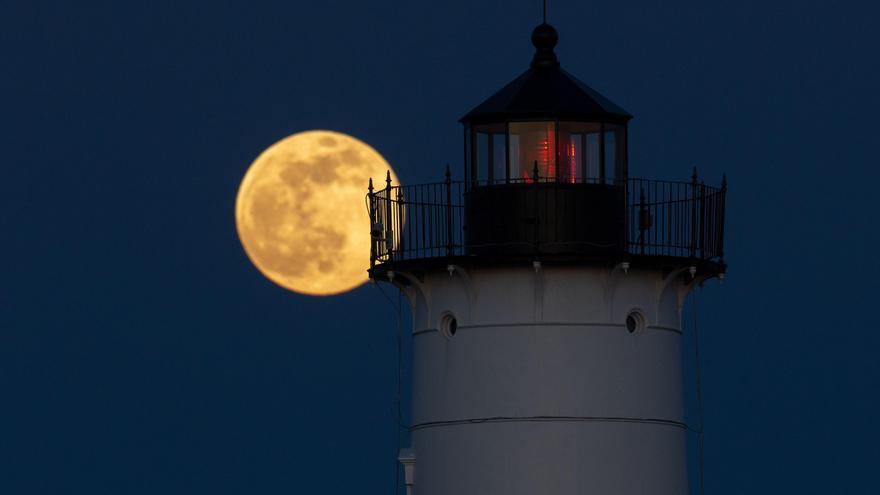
[627,171,727,260]
[367,167,465,266]
[367,167,726,269]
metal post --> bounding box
[599,123,606,184]
[690,167,698,259]
[623,178,630,254]
[445,164,454,257]
[639,187,647,255]
[698,180,706,259]
[397,186,405,261]
[385,171,393,260]
[368,177,375,270]
[463,125,469,190]
[719,173,727,262]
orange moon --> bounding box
[235,130,399,296]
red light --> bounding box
[539,127,555,181]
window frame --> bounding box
[465,120,627,186]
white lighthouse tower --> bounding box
[368,22,727,495]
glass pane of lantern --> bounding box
[562,137,581,183]
[558,122,602,183]
[586,132,600,182]
[476,132,489,185]
[472,123,505,186]
[509,134,521,180]
[508,121,555,181]
[493,133,506,184]
[602,124,626,184]
[603,128,615,184]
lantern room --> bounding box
[457,23,635,257]
[461,23,632,187]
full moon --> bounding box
[235,130,399,296]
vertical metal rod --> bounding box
[623,178,629,252]
[639,187,646,255]
[406,184,412,259]
[368,177,375,269]
[719,174,727,262]
[396,186,404,259]
[385,171,393,260]
[422,186,426,258]
[667,184,673,254]
[690,167,698,259]
[599,123,606,184]
[445,166,454,256]
[432,184,437,254]
[462,126,468,189]
[430,185,434,257]
[650,182,654,253]
[622,125,629,183]
[699,181,706,259]
[458,183,463,253]
[469,126,476,189]
[682,184,687,256]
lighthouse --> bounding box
[368,22,727,495]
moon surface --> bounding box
[235,130,398,296]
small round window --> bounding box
[625,310,646,334]
[440,312,458,338]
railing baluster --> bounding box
[698,181,706,259]
[396,186,404,261]
[719,174,727,263]
[689,168,697,259]
[446,166,453,257]
[418,186,427,255]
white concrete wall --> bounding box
[397,264,696,495]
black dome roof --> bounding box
[460,24,632,125]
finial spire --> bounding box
[543,0,547,24]
[530,22,559,69]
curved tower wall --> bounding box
[399,264,696,495]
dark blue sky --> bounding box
[2,1,878,493]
